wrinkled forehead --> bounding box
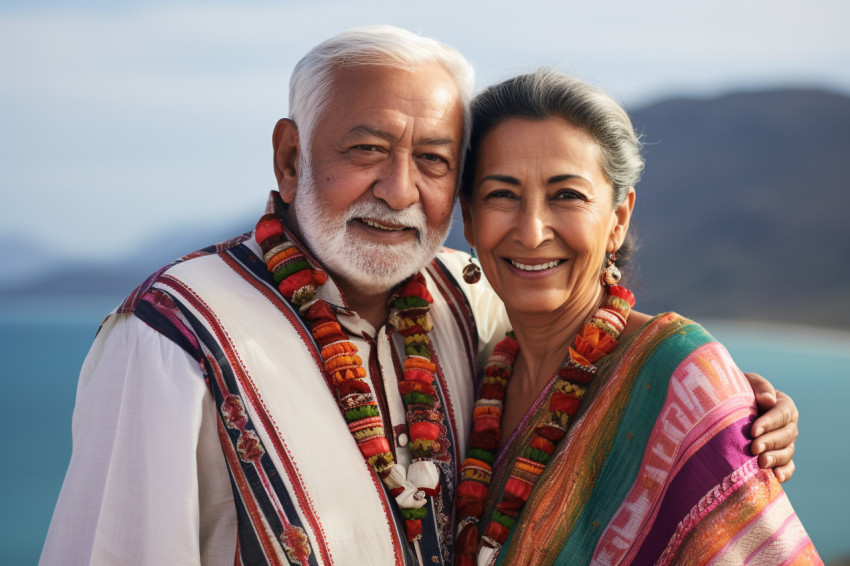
[328,62,461,105]
[318,64,464,139]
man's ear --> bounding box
[460,195,475,249]
[609,187,635,253]
[272,119,301,203]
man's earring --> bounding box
[463,249,482,284]
[600,251,621,287]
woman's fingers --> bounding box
[751,387,798,439]
[745,372,777,423]
[773,460,796,484]
[752,418,798,453]
[758,447,796,483]
[746,378,798,484]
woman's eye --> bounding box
[553,189,584,201]
[486,189,517,200]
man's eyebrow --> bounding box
[344,126,456,148]
[417,137,456,147]
[346,125,395,142]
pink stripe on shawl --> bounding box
[708,484,787,563]
[709,486,787,564]
[634,421,756,565]
[744,511,808,565]
[779,537,817,566]
[593,341,756,565]
[744,512,797,563]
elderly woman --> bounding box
[454,70,819,565]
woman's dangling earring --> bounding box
[463,248,482,284]
[601,251,621,288]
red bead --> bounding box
[409,421,440,442]
[255,217,283,243]
[455,523,479,565]
[549,392,581,415]
[404,519,423,541]
[358,437,390,458]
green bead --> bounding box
[344,405,380,421]
[468,447,496,464]
[403,392,435,407]
[272,258,309,283]
[395,296,428,309]
[492,510,515,529]
[401,507,428,520]
[523,446,551,464]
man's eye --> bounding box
[421,153,446,163]
[355,145,382,152]
[417,153,450,176]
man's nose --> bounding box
[372,154,420,210]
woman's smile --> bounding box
[504,257,566,277]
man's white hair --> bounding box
[289,25,475,165]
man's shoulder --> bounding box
[431,247,471,283]
[117,231,254,314]
[428,247,482,302]
[429,247,511,358]
[434,245,469,263]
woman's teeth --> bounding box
[510,259,562,271]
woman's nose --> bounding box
[513,202,553,248]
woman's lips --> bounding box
[508,258,563,271]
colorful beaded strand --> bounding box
[256,214,447,545]
[454,286,635,565]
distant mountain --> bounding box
[627,89,850,329]
[0,235,59,286]
[3,88,849,329]
[0,220,253,305]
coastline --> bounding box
[700,318,850,359]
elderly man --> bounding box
[41,26,797,566]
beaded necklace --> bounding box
[454,285,635,566]
[255,213,448,546]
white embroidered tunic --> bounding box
[40,194,509,566]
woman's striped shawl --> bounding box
[480,313,820,566]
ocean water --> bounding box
[1,315,99,565]
[1,314,848,564]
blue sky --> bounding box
[2,0,848,261]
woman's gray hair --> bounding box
[462,68,644,265]
[289,25,475,160]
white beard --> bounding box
[292,159,452,295]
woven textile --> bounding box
[479,313,820,566]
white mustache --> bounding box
[344,200,427,233]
